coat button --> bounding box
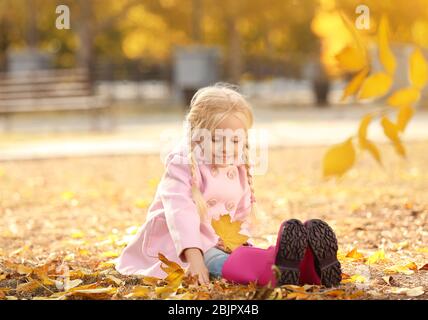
[225,201,235,211]
[210,166,219,177]
[227,168,236,179]
[207,198,217,207]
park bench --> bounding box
[0,68,114,131]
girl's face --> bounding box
[211,114,247,167]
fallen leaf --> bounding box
[385,262,418,275]
[125,286,151,298]
[418,264,428,271]
[345,248,366,260]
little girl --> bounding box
[115,83,342,287]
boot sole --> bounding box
[275,219,308,286]
[306,219,342,287]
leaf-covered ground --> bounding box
[0,141,427,300]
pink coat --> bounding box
[115,142,252,278]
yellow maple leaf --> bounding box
[323,138,356,178]
[211,214,249,251]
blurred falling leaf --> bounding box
[323,138,356,178]
[358,72,392,99]
[387,87,420,108]
[335,46,367,73]
[358,114,382,165]
[211,214,249,251]
[409,48,428,89]
[341,68,369,101]
[396,105,415,132]
[378,15,396,75]
[381,117,406,157]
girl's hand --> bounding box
[215,238,231,253]
[183,248,210,285]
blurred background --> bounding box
[0,0,427,158]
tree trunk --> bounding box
[77,0,95,83]
[192,0,203,43]
[227,19,242,84]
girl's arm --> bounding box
[183,248,209,284]
[159,153,209,284]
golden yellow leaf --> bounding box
[286,292,310,300]
[323,138,356,178]
[70,230,85,239]
[211,214,249,251]
[341,274,367,284]
[335,46,367,73]
[366,249,387,265]
[381,117,406,157]
[387,87,420,108]
[125,286,151,298]
[396,105,415,132]
[324,289,346,297]
[100,250,119,258]
[358,114,382,165]
[378,15,396,75]
[345,248,365,260]
[409,48,428,89]
[341,68,369,101]
[358,72,392,99]
[158,253,184,289]
[384,262,418,275]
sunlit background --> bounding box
[0,1,426,151]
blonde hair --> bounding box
[185,83,258,226]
